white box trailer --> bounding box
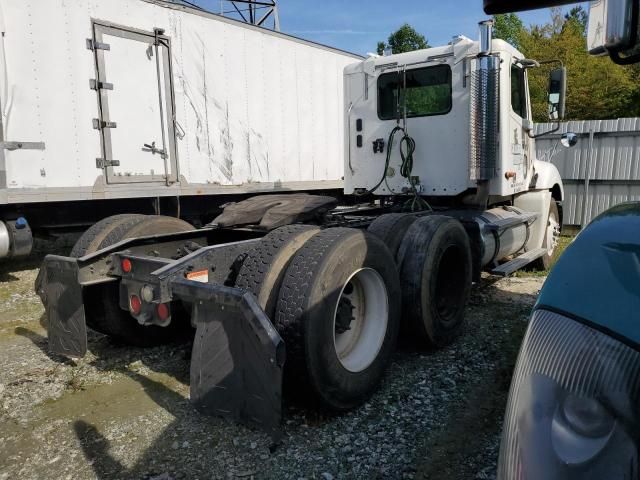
[0,0,360,257]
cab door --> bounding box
[90,22,178,185]
[509,62,533,186]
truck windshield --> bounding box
[378,65,452,121]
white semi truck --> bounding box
[0,0,358,259]
[37,15,572,438]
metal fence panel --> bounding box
[534,118,640,227]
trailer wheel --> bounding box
[70,214,146,257]
[276,228,401,410]
[530,201,561,271]
[367,213,420,260]
[72,215,194,346]
[235,225,320,319]
[114,216,194,239]
[398,216,472,348]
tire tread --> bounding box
[235,225,319,317]
[70,214,145,258]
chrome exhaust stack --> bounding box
[470,20,500,182]
[478,19,493,56]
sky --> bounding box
[198,0,589,55]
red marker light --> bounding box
[129,295,142,315]
[156,303,170,321]
[121,258,132,273]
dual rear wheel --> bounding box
[237,227,401,410]
[369,213,473,348]
[72,211,472,410]
[236,215,471,410]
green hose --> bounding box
[359,126,431,212]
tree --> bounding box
[377,24,429,55]
[519,12,639,121]
[492,13,525,49]
[564,6,588,34]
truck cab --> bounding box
[344,33,564,207]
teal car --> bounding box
[498,202,640,479]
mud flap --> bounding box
[172,279,285,440]
[39,256,88,358]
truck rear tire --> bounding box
[275,228,401,410]
[72,214,194,347]
[234,225,320,319]
[398,215,472,348]
[70,214,145,257]
[367,213,420,260]
[530,201,561,271]
[114,216,195,239]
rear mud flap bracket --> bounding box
[171,279,285,440]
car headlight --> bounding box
[498,309,640,480]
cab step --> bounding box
[491,247,548,277]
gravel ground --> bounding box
[0,249,544,480]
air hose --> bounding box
[356,68,429,211]
[359,126,404,196]
[359,125,430,212]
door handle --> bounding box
[142,141,167,159]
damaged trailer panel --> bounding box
[0,0,360,204]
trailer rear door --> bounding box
[91,22,178,185]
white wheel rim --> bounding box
[332,268,389,373]
[545,211,560,256]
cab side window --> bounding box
[511,64,527,119]
[378,65,452,120]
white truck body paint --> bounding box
[0,0,360,204]
[344,38,563,202]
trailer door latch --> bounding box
[143,141,167,159]
[93,119,117,130]
[89,79,114,91]
[86,39,111,51]
[96,158,120,169]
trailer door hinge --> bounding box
[86,39,110,51]
[93,119,117,130]
[89,79,114,91]
[96,158,120,169]
[2,141,46,151]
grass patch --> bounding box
[515,235,574,278]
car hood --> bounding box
[535,202,640,349]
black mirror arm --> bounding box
[538,59,564,68]
[609,50,640,65]
[526,121,561,139]
[484,0,576,15]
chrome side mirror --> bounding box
[548,67,567,121]
[588,0,640,64]
[561,132,578,148]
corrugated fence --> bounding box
[534,118,640,227]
